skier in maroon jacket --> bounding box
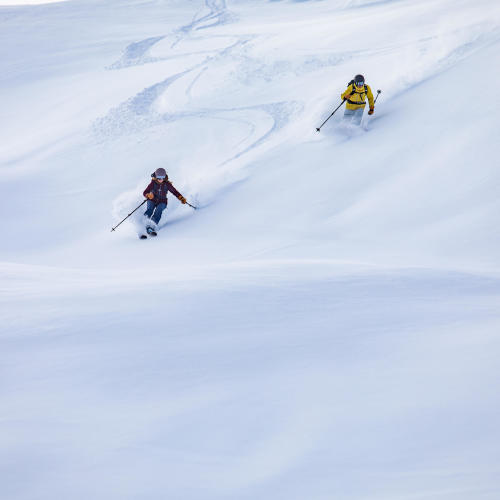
[143,168,186,233]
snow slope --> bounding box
[1,1,500,499]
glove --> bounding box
[179,196,187,204]
[344,94,351,100]
[368,108,374,115]
[145,192,154,200]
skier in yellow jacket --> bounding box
[341,74,375,125]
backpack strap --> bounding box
[346,80,367,105]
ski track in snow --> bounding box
[107,35,167,69]
[108,0,235,70]
[179,0,234,34]
[95,0,293,173]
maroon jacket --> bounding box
[143,179,182,205]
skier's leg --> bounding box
[151,203,167,225]
[343,108,355,122]
[144,200,155,219]
[353,108,364,126]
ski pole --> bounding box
[111,199,147,232]
[316,99,346,132]
[374,89,382,104]
[186,201,198,210]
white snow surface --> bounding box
[1,0,500,498]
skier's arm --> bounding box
[367,85,375,110]
[167,182,187,204]
[143,181,154,199]
[341,84,353,100]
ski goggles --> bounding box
[355,81,364,86]
[156,175,166,180]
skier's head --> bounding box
[154,167,168,182]
[354,74,365,88]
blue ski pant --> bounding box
[144,200,166,225]
[343,107,364,125]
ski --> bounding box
[138,227,157,240]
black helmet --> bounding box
[354,74,365,86]
[154,167,167,180]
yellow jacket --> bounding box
[341,83,374,111]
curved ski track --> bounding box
[95,0,300,170]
